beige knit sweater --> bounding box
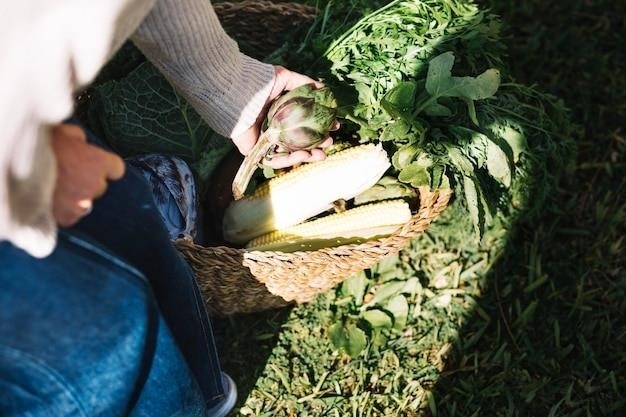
[0,0,275,257]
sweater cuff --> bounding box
[187,54,276,139]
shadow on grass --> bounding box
[76,0,625,414]
[214,1,625,415]
[205,4,576,416]
[429,0,626,414]
[211,1,582,415]
[212,306,294,409]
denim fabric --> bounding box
[0,236,205,416]
[0,127,224,416]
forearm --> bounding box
[131,0,276,138]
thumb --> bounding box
[232,124,260,156]
[102,150,125,180]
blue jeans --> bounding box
[0,131,224,416]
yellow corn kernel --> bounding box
[245,199,412,252]
[222,144,391,245]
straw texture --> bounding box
[213,1,318,59]
[175,188,452,315]
[174,2,453,315]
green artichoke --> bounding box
[232,84,338,199]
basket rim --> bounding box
[174,186,452,308]
[177,186,453,257]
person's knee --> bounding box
[0,238,160,416]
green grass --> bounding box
[79,0,625,414]
[212,0,626,415]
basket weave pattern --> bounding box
[174,1,453,315]
[242,188,452,301]
[213,1,318,59]
[175,188,451,315]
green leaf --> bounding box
[476,176,494,228]
[380,119,411,142]
[419,52,500,120]
[193,138,236,182]
[370,329,388,348]
[462,174,482,238]
[461,174,492,239]
[329,322,367,358]
[466,131,489,168]
[424,102,453,117]
[426,52,500,100]
[399,163,431,188]
[485,137,512,187]
[498,125,528,163]
[366,281,407,306]
[439,172,451,190]
[353,177,417,205]
[447,68,501,100]
[386,295,409,330]
[341,272,369,306]
[402,277,422,295]
[88,62,232,181]
[363,309,393,329]
[461,96,479,126]
[381,80,418,119]
[392,144,420,170]
[372,252,400,281]
[425,52,456,97]
[447,146,475,176]
[430,164,446,189]
[373,253,400,275]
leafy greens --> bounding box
[271,0,573,241]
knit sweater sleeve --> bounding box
[131,0,277,139]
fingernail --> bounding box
[78,199,93,215]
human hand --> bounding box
[50,124,125,227]
[231,65,339,169]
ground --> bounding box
[211,0,626,416]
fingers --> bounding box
[263,151,311,169]
[237,66,340,171]
[51,124,87,143]
[263,137,334,169]
[273,65,323,95]
[231,124,259,156]
[77,199,93,213]
[275,65,323,91]
[263,148,329,169]
[54,172,107,227]
[51,124,125,180]
[52,170,106,227]
[102,150,125,180]
[303,148,329,163]
[318,136,334,148]
[51,123,126,227]
[53,196,94,227]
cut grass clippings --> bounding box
[79,0,625,415]
[212,0,626,416]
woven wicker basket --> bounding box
[175,188,451,315]
[213,0,319,60]
[173,1,453,315]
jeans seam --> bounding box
[193,297,224,405]
[187,263,225,405]
[0,343,89,417]
[59,232,148,287]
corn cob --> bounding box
[245,199,412,252]
[222,143,391,245]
